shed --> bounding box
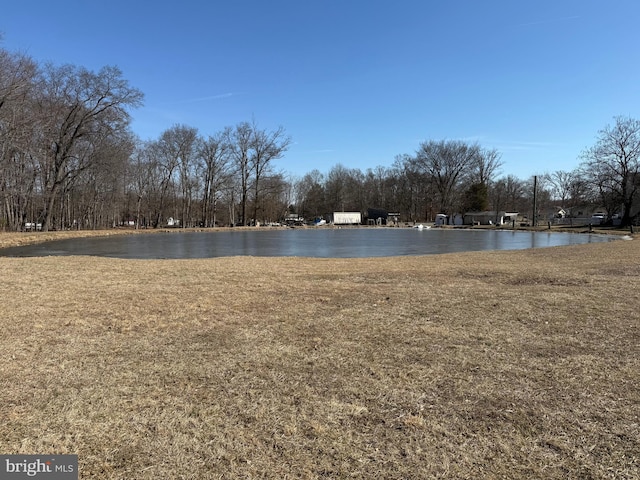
[331,212,362,225]
[367,208,388,225]
[435,214,448,226]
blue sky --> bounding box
[3,1,639,180]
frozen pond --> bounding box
[0,228,614,259]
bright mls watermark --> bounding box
[0,455,77,479]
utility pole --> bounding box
[532,175,538,227]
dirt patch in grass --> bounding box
[0,233,638,478]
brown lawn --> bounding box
[0,230,638,478]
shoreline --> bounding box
[0,224,633,251]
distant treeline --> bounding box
[2,46,639,230]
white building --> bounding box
[463,211,518,225]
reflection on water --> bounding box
[0,228,613,259]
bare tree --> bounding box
[66,133,133,229]
[128,140,155,229]
[504,175,528,212]
[390,154,433,222]
[0,48,38,230]
[414,140,480,215]
[35,64,143,231]
[197,130,232,227]
[474,147,503,186]
[157,125,199,227]
[294,169,325,220]
[146,138,179,228]
[325,164,352,212]
[545,170,576,207]
[581,116,640,225]
[257,173,290,224]
[566,173,593,212]
[363,165,392,210]
[0,48,36,113]
[226,121,291,225]
[249,123,291,224]
[491,175,527,217]
[226,122,253,225]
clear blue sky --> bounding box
[3,0,639,180]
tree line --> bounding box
[2,46,640,231]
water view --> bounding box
[0,228,614,259]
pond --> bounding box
[0,228,614,259]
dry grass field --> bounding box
[0,230,638,479]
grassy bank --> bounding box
[0,229,144,249]
[0,232,638,478]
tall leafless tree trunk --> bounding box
[249,123,291,224]
[36,64,143,231]
[197,130,231,227]
[157,125,199,227]
[227,122,253,225]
